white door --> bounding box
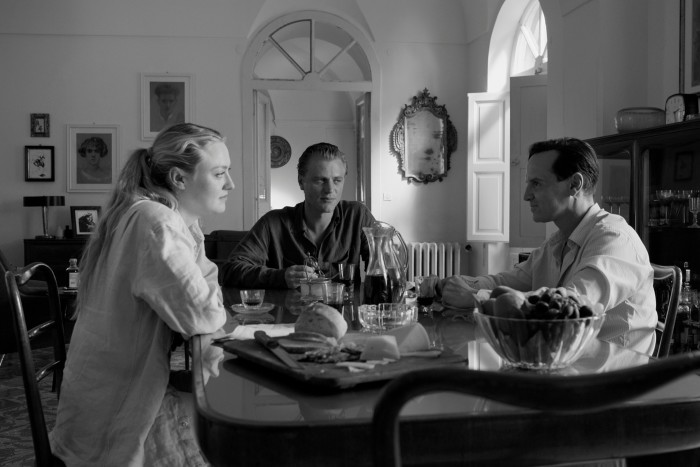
[467,92,510,243]
[255,91,272,217]
[509,74,547,248]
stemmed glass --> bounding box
[414,275,439,314]
[689,197,700,228]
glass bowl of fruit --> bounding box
[473,286,605,371]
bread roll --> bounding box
[295,303,348,340]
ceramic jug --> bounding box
[362,221,408,304]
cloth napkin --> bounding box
[217,323,295,342]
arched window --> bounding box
[510,0,548,76]
[251,15,372,84]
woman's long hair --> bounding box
[76,123,224,309]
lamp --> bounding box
[23,196,65,239]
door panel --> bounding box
[510,74,547,248]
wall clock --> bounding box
[665,93,699,123]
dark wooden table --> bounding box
[193,287,700,466]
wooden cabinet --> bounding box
[586,119,700,354]
[24,238,87,287]
[586,119,700,270]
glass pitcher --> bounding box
[362,221,408,305]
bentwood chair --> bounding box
[651,263,682,358]
[373,354,700,467]
[5,263,67,467]
[0,248,53,367]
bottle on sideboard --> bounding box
[66,258,80,290]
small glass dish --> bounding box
[230,303,275,315]
[358,303,417,333]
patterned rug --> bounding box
[0,346,187,466]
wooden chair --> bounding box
[651,263,682,358]
[204,230,248,265]
[373,353,700,467]
[5,262,67,467]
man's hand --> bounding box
[285,265,318,289]
[439,276,481,309]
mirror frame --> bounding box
[390,88,457,184]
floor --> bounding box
[0,346,187,466]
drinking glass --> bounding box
[322,282,345,313]
[689,197,700,228]
[414,275,439,314]
[333,262,355,299]
[240,289,265,309]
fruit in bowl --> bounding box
[474,286,605,370]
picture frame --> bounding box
[70,206,101,237]
[141,73,194,140]
[67,124,120,193]
[681,0,700,94]
[674,151,694,181]
[30,113,50,137]
[25,146,55,182]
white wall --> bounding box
[0,0,685,273]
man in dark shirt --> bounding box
[219,142,375,289]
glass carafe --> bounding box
[362,221,408,305]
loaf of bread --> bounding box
[295,303,348,340]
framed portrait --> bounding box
[681,0,700,94]
[67,124,120,193]
[675,151,694,181]
[141,73,194,140]
[70,206,101,237]
[25,146,55,182]
[30,113,50,137]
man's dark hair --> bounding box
[528,137,599,193]
[297,142,347,178]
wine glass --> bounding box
[414,275,439,314]
[689,197,700,228]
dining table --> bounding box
[192,285,700,466]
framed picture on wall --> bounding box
[25,146,55,181]
[30,113,50,137]
[681,0,700,94]
[67,124,120,192]
[141,73,194,140]
[675,151,694,181]
[70,206,101,237]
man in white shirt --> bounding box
[441,137,657,354]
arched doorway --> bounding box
[240,11,379,228]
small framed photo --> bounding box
[141,73,194,140]
[675,151,694,181]
[30,113,50,137]
[25,146,55,181]
[70,206,101,237]
[67,124,120,192]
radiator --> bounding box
[407,242,461,282]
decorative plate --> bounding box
[271,135,291,168]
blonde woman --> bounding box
[51,123,233,466]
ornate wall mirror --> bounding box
[390,89,457,184]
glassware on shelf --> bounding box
[656,190,673,226]
[689,197,700,228]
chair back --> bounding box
[373,353,700,466]
[5,262,67,467]
[652,263,682,358]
